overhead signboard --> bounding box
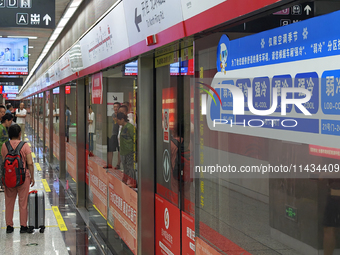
[123,0,184,47]
[0,77,23,85]
[3,85,19,94]
[234,2,315,33]
[6,94,17,99]
[0,0,55,28]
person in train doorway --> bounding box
[0,114,13,192]
[47,103,59,134]
[122,101,136,127]
[117,105,135,168]
[65,105,71,143]
[5,104,13,115]
[2,124,35,234]
[105,102,121,169]
[119,104,136,126]
[323,179,340,255]
[16,102,27,141]
[88,105,95,157]
[116,112,136,187]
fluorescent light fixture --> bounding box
[70,0,82,7]
[58,19,68,28]
[8,36,37,39]
[49,34,58,41]
[29,46,34,48]
[64,7,77,18]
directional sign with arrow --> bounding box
[304,5,312,15]
[135,8,142,32]
[228,2,314,33]
[123,0,183,46]
[43,14,51,25]
[0,0,55,28]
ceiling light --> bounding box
[29,46,34,49]
[58,18,68,27]
[64,7,77,18]
[49,34,58,41]
[8,36,37,39]
[70,0,82,8]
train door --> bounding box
[155,39,195,255]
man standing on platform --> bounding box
[105,102,120,169]
[16,103,27,141]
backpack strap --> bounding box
[13,141,26,155]
[171,136,180,148]
[5,141,14,154]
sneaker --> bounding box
[89,152,94,157]
[27,227,34,234]
[6,226,14,233]
[20,226,28,233]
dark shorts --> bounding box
[323,195,340,227]
[108,135,119,152]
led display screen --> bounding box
[124,60,138,76]
[6,94,16,99]
[170,59,194,76]
[3,86,19,94]
[0,38,29,75]
[53,87,60,94]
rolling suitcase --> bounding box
[28,190,45,233]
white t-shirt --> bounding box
[47,109,60,123]
[15,108,27,124]
[127,112,136,127]
[89,112,95,133]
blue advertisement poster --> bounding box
[205,10,340,148]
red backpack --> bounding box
[2,141,26,188]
